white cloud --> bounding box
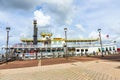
[40,0,73,7]
[34,10,51,26]
[88,31,114,42]
[38,0,74,25]
[74,0,120,44]
[78,35,84,39]
[20,33,27,38]
[75,24,85,32]
[65,19,72,25]
[0,0,41,11]
[89,31,98,38]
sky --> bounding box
[0,0,120,47]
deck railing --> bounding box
[11,43,116,48]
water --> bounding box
[0,48,5,60]
[0,54,2,61]
[0,48,5,54]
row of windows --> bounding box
[51,41,62,44]
[99,47,116,52]
[76,47,116,52]
[76,49,88,52]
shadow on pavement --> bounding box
[91,54,120,62]
[0,54,120,69]
[0,60,38,70]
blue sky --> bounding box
[0,0,120,47]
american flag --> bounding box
[106,35,109,38]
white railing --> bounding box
[12,43,116,48]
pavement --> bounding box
[0,54,120,80]
[0,60,120,80]
[0,56,99,69]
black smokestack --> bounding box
[33,20,38,45]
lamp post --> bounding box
[34,46,38,60]
[6,27,10,63]
[64,28,68,60]
[33,19,38,45]
[98,29,104,57]
[33,20,38,59]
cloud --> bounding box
[32,0,75,37]
[65,19,73,25]
[34,10,51,26]
[38,0,74,25]
[89,31,98,38]
[0,10,34,47]
[0,0,41,11]
[75,24,85,32]
[0,0,120,48]
[73,0,120,41]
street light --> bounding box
[98,29,104,57]
[64,28,68,60]
[6,27,10,63]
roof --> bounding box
[21,38,99,42]
[40,32,52,37]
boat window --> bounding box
[98,48,101,52]
[47,48,50,52]
[109,47,112,51]
[77,49,79,52]
[61,48,64,52]
[106,48,108,51]
[52,48,56,52]
[113,47,115,50]
[81,49,84,52]
[102,48,104,52]
[42,48,46,52]
[85,49,88,52]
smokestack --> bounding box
[33,20,38,45]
